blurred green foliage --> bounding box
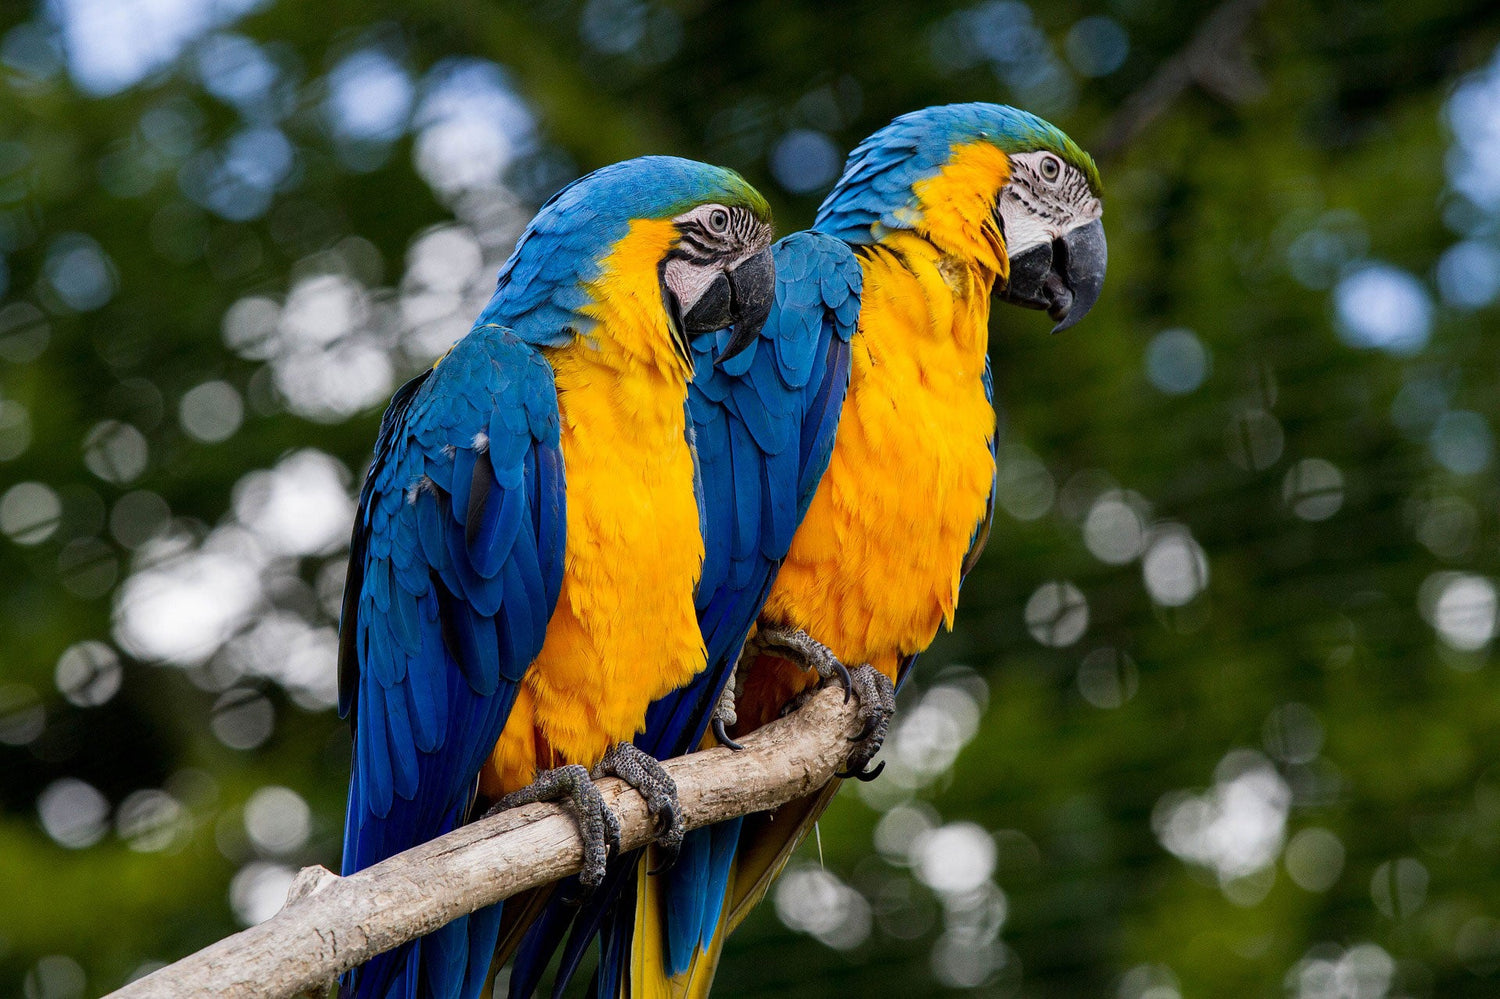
[3,1,1500,997]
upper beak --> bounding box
[679,247,776,365]
[996,218,1107,333]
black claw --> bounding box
[712,717,745,751]
[833,660,853,702]
[831,665,896,783]
[651,803,677,837]
[836,756,886,782]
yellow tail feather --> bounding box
[626,783,844,998]
[629,852,673,999]
[723,783,840,934]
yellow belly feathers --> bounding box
[747,232,997,726]
[481,221,706,796]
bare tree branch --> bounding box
[1094,0,1269,160]
[102,684,866,999]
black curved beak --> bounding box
[678,247,775,365]
[996,218,1107,333]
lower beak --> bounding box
[679,247,776,364]
[997,218,1107,332]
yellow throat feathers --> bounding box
[911,140,1013,281]
[480,218,707,795]
[579,217,696,381]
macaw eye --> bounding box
[707,208,730,233]
[1039,155,1061,182]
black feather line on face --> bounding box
[657,256,694,367]
[656,206,774,363]
[676,230,720,260]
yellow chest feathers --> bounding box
[482,221,705,793]
[763,232,997,675]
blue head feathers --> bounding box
[813,102,1100,245]
[475,156,771,348]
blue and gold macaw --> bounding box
[507,103,1107,999]
[337,155,778,999]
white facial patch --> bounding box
[662,256,721,316]
[997,150,1103,256]
[996,198,1054,257]
[663,203,774,315]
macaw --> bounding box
[512,103,1108,998]
[336,155,777,999]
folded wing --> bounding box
[340,327,566,999]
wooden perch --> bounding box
[103,684,866,999]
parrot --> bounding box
[503,102,1107,999]
[336,155,778,999]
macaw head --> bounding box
[814,103,1106,332]
[480,155,775,366]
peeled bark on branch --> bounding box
[103,684,865,999]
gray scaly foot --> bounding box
[485,764,620,890]
[758,626,893,781]
[758,625,853,695]
[836,665,896,782]
[711,659,744,751]
[597,742,684,871]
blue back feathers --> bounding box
[339,327,565,999]
[814,102,1101,244]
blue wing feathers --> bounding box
[341,326,565,999]
[405,654,445,756]
[438,594,500,697]
[665,833,710,972]
[422,922,465,999]
[533,444,566,611]
[449,446,478,526]
[499,552,544,680]
[798,331,852,510]
[761,444,797,557]
[382,681,421,801]
[727,418,760,565]
[700,817,742,950]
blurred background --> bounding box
[2,0,1500,996]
